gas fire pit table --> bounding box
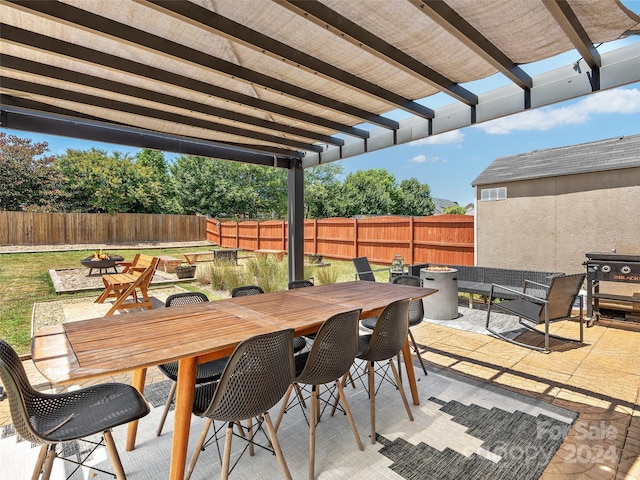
[420,266,459,320]
[80,254,125,275]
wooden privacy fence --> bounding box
[207,214,474,266]
[0,211,208,246]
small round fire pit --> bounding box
[80,254,124,275]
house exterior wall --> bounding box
[475,167,640,280]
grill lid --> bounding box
[585,252,640,263]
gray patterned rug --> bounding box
[0,358,576,480]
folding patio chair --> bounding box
[95,254,159,316]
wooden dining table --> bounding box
[31,280,436,480]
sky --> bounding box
[5,9,640,208]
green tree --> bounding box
[0,132,63,211]
[443,204,466,215]
[339,169,399,217]
[397,178,435,216]
[56,148,169,213]
[304,163,343,219]
[171,156,288,217]
[135,149,182,214]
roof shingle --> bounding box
[471,134,640,186]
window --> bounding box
[480,187,507,201]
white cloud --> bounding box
[475,87,640,134]
[408,154,444,164]
[409,129,464,146]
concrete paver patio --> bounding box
[411,313,640,480]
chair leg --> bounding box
[221,422,234,480]
[335,380,364,451]
[274,383,294,431]
[294,383,307,408]
[185,418,213,480]
[104,430,126,480]
[388,358,414,422]
[40,445,56,480]
[263,412,292,480]
[309,385,318,480]
[156,380,177,436]
[95,283,114,303]
[409,329,428,375]
[246,417,255,456]
[368,360,376,444]
[31,445,49,480]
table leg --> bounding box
[401,339,420,405]
[126,368,147,451]
[169,356,198,480]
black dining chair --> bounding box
[155,292,229,437]
[184,329,295,480]
[232,285,308,354]
[288,279,317,341]
[274,309,364,479]
[0,339,150,480]
[288,279,315,289]
[351,298,414,444]
[361,275,428,376]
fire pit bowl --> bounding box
[80,254,124,275]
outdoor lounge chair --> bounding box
[94,253,159,316]
[485,273,586,352]
[353,257,390,282]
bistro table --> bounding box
[31,281,435,480]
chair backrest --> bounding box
[131,256,160,286]
[408,263,429,277]
[542,273,586,322]
[0,340,49,444]
[124,253,158,275]
[231,285,265,297]
[296,309,362,386]
[288,279,314,289]
[353,257,376,282]
[165,291,209,307]
[392,275,424,326]
[359,298,410,362]
[200,329,295,422]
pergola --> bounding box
[1,0,639,280]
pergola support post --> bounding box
[288,160,305,283]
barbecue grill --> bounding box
[584,252,640,323]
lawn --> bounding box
[0,247,373,355]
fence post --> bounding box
[409,216,415,265]
[313,219,318,255]
[353,217,358,259]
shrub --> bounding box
[312,265,339,285]
[244,256,288,292]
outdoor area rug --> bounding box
[0,359,576,480]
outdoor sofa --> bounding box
[409,263,564,308]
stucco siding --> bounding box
[476,168,640,278]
